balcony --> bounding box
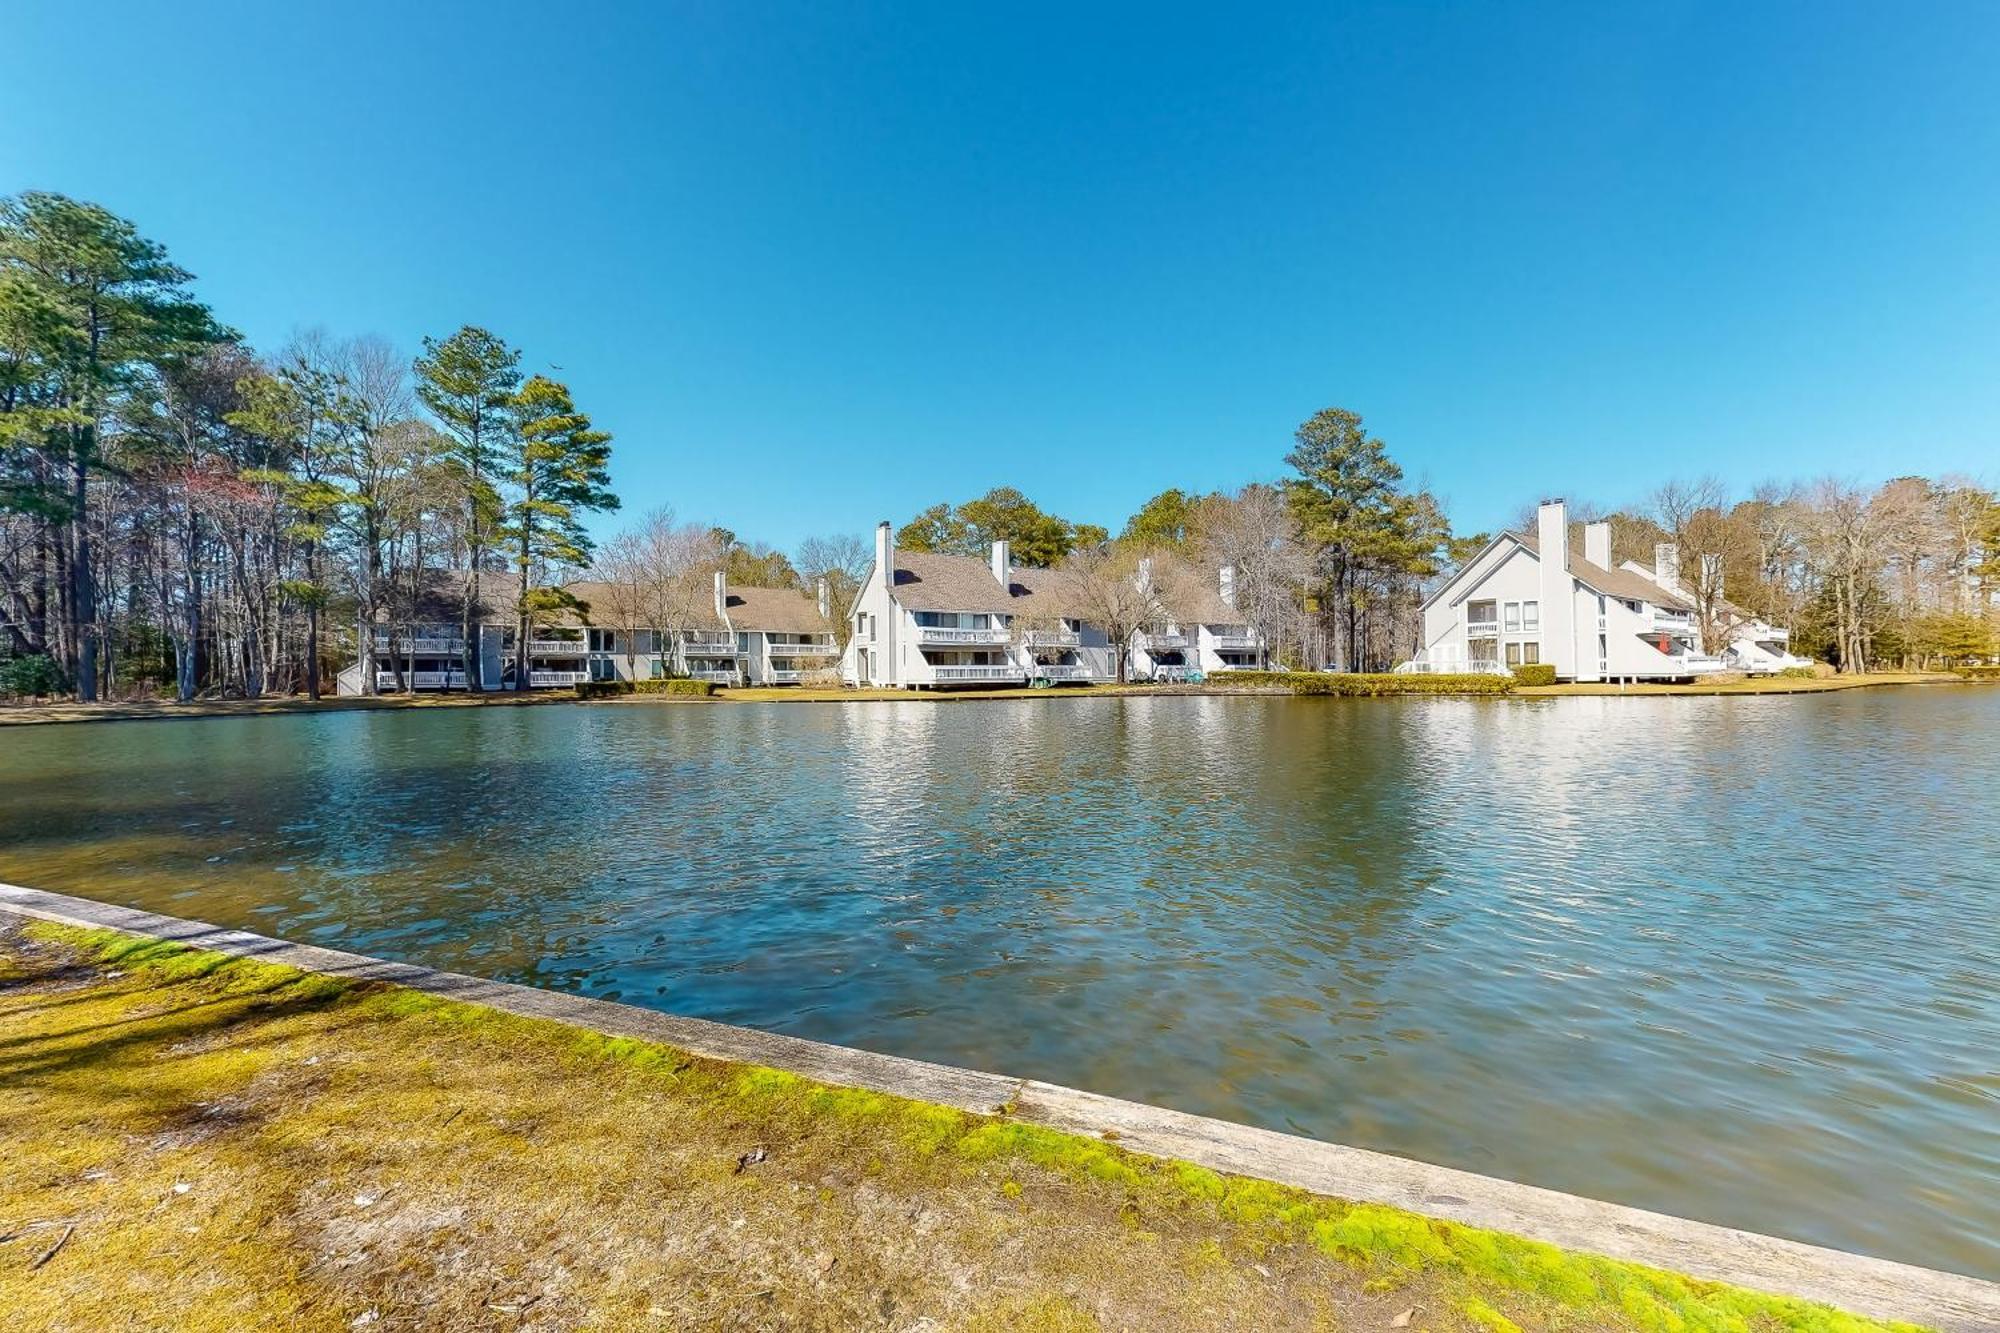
[687,668,741,684]
[680,634,739,653]
[527,670,588,687]
[1031,664,1099,682]
[1651,610,1692,632]
[931,664,1024,683]
[766,638,836,657]
[917,625,1010,645]
[375,670,467,690]
[763,669,806,684]
[1465,620,1500,639]
[371,634,464,655]
[524,638,586,656]
[1021,629,1082,649]
[1135,631,1187,651]
[1207,632,1261,650]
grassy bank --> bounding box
[0,689,586,727]
[0,921,1918,1333]
[1516,672,1960,697]
[1,671,1964,725]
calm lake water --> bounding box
[3,690,1997,1278]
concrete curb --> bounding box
[2,881,1992,1331]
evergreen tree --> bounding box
[501,375,616,690]
[413,326,519,690]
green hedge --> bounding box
[1777,666,1818,679]
[1954,665,2000,680]
[1207,669,1515,695]
[1510,664,1557,686]
[575,678,717,699]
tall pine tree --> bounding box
[501,375,616,690]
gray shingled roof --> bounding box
[1515,532,1694,610]
[889,550,1018,613]
[1004,565,1091,618]
[725,585,832,634]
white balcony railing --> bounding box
[1032,664,1098,681]
[1021,630,1082,648]
[525,638,586,656]
[680,635,739,653]
[917,626,1010,645]
[1651,611,1692,631]
[766,639,836,657]
[931,665,1025,682]
[526,670,589,687]
[1135,631,1187,651]
[371,635,464,655]
[1207,632,1261,650]
[686,668,740,684]
[376,670,468,689]
[763,669,805,683]
[1465,620,1500,638]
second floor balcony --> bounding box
[375,669,467,690]
[370,632,464,655]
[916,624,1010,645]
[522,638,586,656]
[1206,630,1261,650]
[1135,630,1186,651]
[680,633,740,654]
[1021,628,1082,648]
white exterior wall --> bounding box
[1193,623,1267,673]
[1421,544,1547,673]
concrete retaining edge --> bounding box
[2,880,1992,1331]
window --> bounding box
[1503,602,1521,633]
[1468,599,1497,625]
[1522,601,1539,632]
[1521,641,1540,665]
[1505,641,1522,667]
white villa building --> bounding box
[339,571,837,693]
[842,521,1267,688]
[1411,499,1808,681]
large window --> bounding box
[1521,641,1540,665]
[1505,641,1521,667]
[1503,602,1521,633]
[1467,599,1498,633]
[1522,601,1540,632]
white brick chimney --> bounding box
[1219,565,1237,610]
[713,569,729,622]
[1583,520,1611,570]
[1536,499,1576,680]
[815,577,830,620]
[875,521,893,588]
[990,539,1011,589]
[1654,543,1680,592]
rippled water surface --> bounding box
[3,690,1997,1278]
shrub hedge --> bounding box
[1954,665,2000,680]
[1209,669,1515,695]
[1509,664,1557,686]
[575,678,717,699]
[1777,666,1818,679]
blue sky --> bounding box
[6,2,1997,550]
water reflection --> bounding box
[2,690,1997,1280]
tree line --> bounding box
[6,192,1993,701]
[0,192,625,700]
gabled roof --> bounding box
[1165,579,1249,626]
[1515,532,1694,609]
[1424,532,1696,612]
[1004,564,1090,618]
[563,578,728,631]
[725,584,831,634]
[888,549,1017,613]
[372,569,523,623]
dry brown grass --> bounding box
[0,924,1921,1333]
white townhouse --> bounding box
[1411,499,1728,683]
[843,524,1028,688]
[340,571,836,693]
[842,521,1268,688]
[1615,547,1813,673]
